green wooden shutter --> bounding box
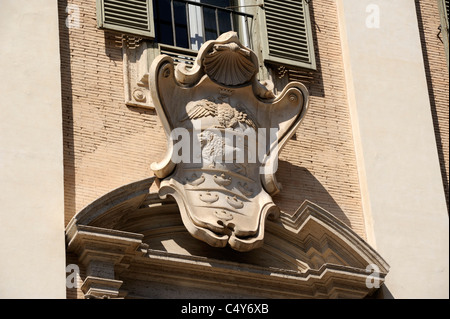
[261,0,316,70]
[96,0,155,38]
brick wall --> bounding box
[59,0,168,226]
[415,0,449,208]
[59,0,366,245]
[272,0,366,237]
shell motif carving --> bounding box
[203,43,257,86]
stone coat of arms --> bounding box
[149,32,309,252]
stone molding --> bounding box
[66,177,389,298]
[66,222,148,299]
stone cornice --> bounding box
[66,177,389,298]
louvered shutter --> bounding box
[261,0,316,70]
[96,0,155,38]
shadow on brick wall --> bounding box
[59,0,76,228]
[104,31,124,62]
[274,160,352,229]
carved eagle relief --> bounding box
[149,32,309,251]
[181,97,257,130]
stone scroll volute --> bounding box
[149,32,309,252]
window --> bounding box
[96,0,316,71]
[152,0,253,51]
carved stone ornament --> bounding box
[149,32,309,252]
[65,178,390,298]
[122,40,154,109]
